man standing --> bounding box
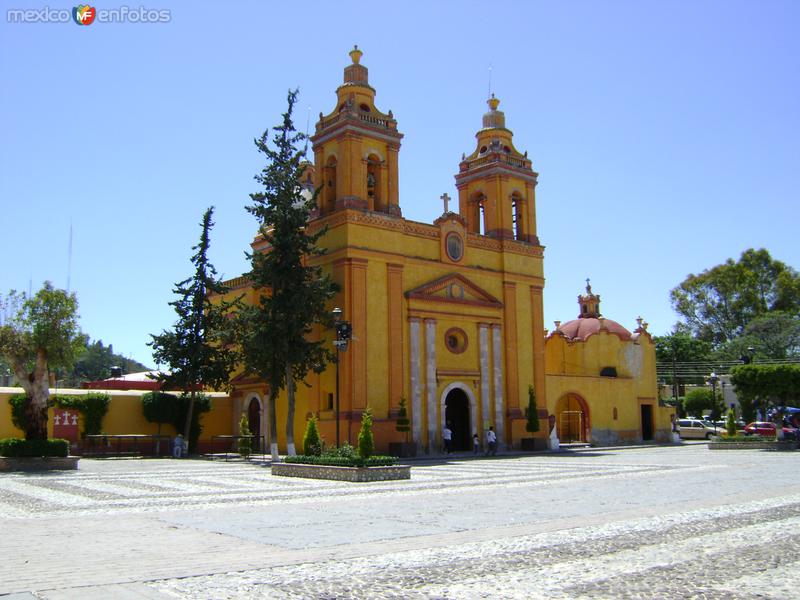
[486,426,497,456]
[443,423,453,454]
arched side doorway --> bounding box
[246,395,262,452]
[440,383,478,452]
[555,393,590,443]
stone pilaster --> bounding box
[409,318,422,452]
[425,318,438,453]
[492,324,506,450]
[479,323,491,430]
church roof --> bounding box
[555,317,632,342]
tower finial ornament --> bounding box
[586,278,592,294]
[350,45,362,64]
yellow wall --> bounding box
[0,388,232,440]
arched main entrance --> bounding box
[555,393,590,443]
[247,397,261,451]
[444,388,471,451]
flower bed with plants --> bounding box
[708,434,797,451]
[271,411,410,482]
[0,438,79,471]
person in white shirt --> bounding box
[443,423,453,454]
[485,426,497,456]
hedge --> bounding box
[283,455,397,468]
[0,438,70,457]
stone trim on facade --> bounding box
[271,462,411,482]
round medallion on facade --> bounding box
[445,232,464,262]
[444,327,468,354]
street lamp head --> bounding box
[332,307,342,319]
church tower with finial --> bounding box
[311,46,403,216]
[455,95,539,243]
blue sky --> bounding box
[1,0,798,367]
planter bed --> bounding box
[709,439,797,451]
[0,456,80,472]
[272,462,411,482]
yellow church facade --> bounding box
[225,48,674,454]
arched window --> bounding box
[366,154,381,211]
[324,156,337,213]
[511,193,524,240]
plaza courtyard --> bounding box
[2,444,799,599]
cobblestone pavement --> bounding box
[1,445,799,599]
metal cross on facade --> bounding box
[441,192,451,213]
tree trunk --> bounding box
[268,392,279,461]
[183,389,195,447]
[14,350,49,440]
[285,362,296,456]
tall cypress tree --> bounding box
[149,207,238,450]
[240,89,338,458]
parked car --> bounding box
[743,422,799,439]
[676,419,724,440]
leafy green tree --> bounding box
[683,388,716,418]
[149,207,238,443]
[357,408,374,459]
[238,90,338,459]
[396,398,411,443]
[716,312,800,361]
[0,282,87,440]
[525,385,540,433]
[725,408,737,437]
[670,248,800,346]
[654,331,713,385]
[303,414,322,456]
[68,339,150,386]
[238,413,252,458]
[731,364,800,423]
[141,391,178,435]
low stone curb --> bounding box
[708,441,796,451]
[0,456,80,471]
[272,462,410,482]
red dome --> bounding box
[556,317,631,341]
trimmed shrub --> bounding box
[238,413,252,458]
[525,385,540,433]
[142,391,179,434]
[726,408,737,437]
[0,438,69,457]
[357,408,374,459]
[396,398,410,442]
[283,454,397,467]
[303,415,322,456]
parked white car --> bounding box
[677,419,724,440]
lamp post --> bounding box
[332,307,351,448]
[707,372,719,433]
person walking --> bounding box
[485,426,497,456]
[443,423,453,454]
[472,433,480,455]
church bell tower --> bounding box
[455,95,539,244]
[311,46,403,217]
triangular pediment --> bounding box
[405,273,502,308]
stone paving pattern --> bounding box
[1,444,799,598]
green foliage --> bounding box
[0,438,69,457]
[670,248,800,347]
[283,454,397,467]
[323,442,357,460]
[8,393,109,437]
[174,393,211,453]
[149,207,239,440]
[396,398,410,441]
[141,391,179,429]
[715,312,800,361]
[0,282,87,439]
[238,90,339,456]
[726,408,737,437]
[303,415,322,456]
[730,364,800,414]
[654,332,714,384]
[525,385,540,433]
[683,388,715,418]
[238,413,252,458]
[357,408,374,459]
